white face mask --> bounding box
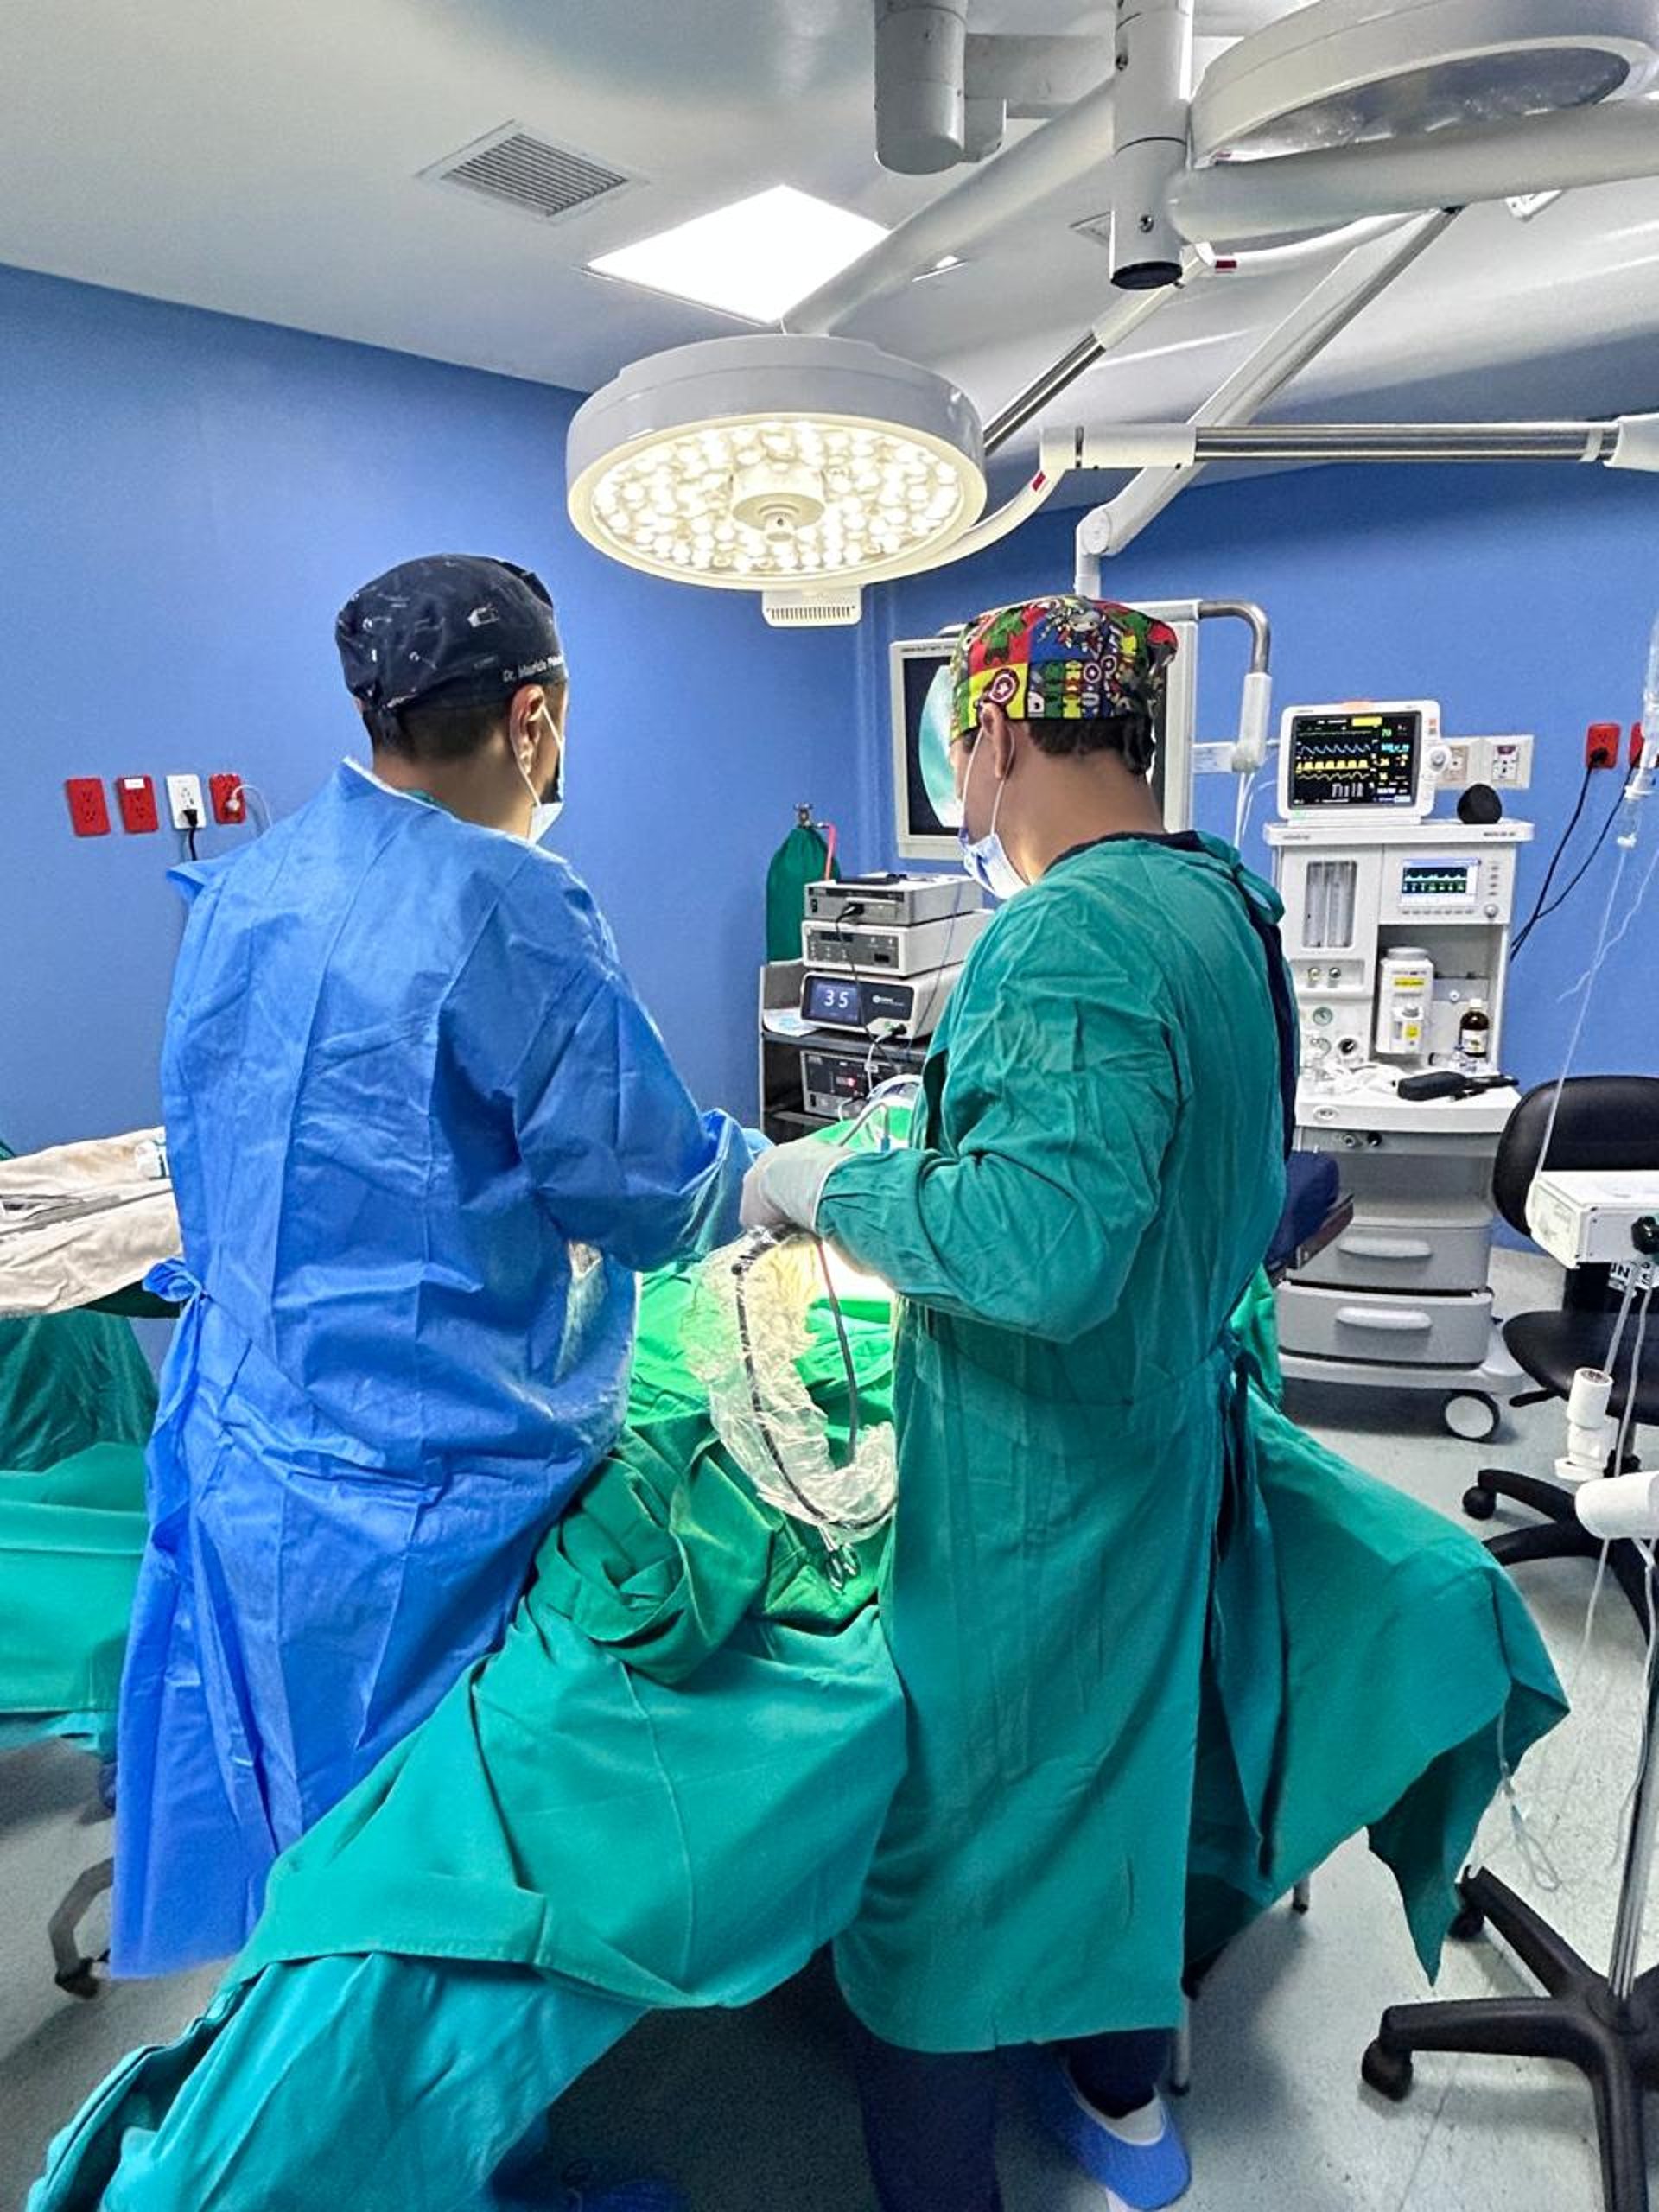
[518,702,565,845]
[957,732,1026,901]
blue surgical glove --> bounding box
[740,1137,844,1235]
[741,1126,772,1166]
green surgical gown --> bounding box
[817,834,1290,2051]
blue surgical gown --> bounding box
[113,763,751,1976]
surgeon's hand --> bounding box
[741,1126,772,1166]
[740,1137,842,1236]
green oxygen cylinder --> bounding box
[766,804,838,963]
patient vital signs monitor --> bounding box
[1277,702,1439,823]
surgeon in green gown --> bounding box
[745,595,1299,2212]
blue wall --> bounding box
[0,264,861,1153]
[862,464,1659,1094]
[4,257,1655,1161]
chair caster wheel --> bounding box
[1462,1486,1497,1522]
[1362,2040,1413,2102]
[55,1962,102,2000]
[1449,1904,1485,1943]
[1444,1393,1499,1442]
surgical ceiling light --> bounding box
[565,0,1659,606]
[1186,0,1659,170]
[566,335,986,590]
[587,186,888,325]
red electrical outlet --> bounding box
[1586,722,1622,770]
[209,772,246,824]
[116,775,160,833]
[65,778,111,837]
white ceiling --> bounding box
[3,0,1659,452]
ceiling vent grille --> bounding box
[425,124,632,224]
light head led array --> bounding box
[567,334,985,591]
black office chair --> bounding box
[1461,1077,1659,1628]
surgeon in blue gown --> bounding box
[114,555,757,1978]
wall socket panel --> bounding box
[1433,734,1533,791]
[166,773,206,830]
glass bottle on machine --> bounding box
[1458,999,1491,1065]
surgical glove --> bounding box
[741,1126,773,1166]
[740,1137,843,1235]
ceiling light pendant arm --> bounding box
[785,70,1121,334]
[874,3,1106,175]
[1073,207,1456,580]
[1109,0,1195,291]
[1184,422,1624,461]
[1057,415,1656,478]
[1170,101,1659,251]
[982,249,1205,456]
[942,408,1659,608]
[875,2,969,176]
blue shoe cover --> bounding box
[1021,2051,1191,2208]
[563,2186,686,2212]
[493,2146,687,2212]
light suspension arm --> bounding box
[1074,207,1456,575]
[785,70,1120,333]
[1075,421,1635,464]
[982,251,1206,455]
[1170,101,1659,250]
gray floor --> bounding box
[4,1250,1655,2211]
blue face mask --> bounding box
[957,734,1027,901]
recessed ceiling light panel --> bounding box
[588,185,888,323]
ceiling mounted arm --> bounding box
[874,3,1108,174]
[1112,0,1196,290]
[1173,100,1659,247]
[982,263,1204,456]
[786,67,1120,333]
[1074,208,1457,577]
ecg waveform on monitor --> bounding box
[1289,718,1418,809]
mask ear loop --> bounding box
[978,726,1027,888]
[516,701,560,824]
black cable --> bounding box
[814,1236,861,1465]
[1512,777,1626,957]
[1512,761,1592,951]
